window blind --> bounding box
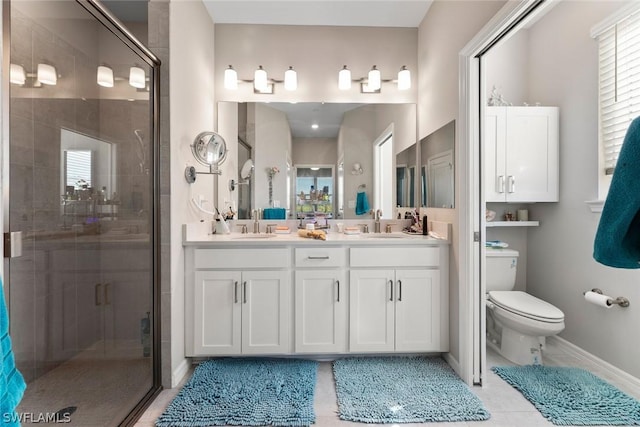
[65,150,92,188]
[598,11,640,175]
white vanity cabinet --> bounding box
[485,106,559,202]
[186,248,290,356]
[294,247,347,354]
[349,246,448,353]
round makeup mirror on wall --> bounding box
[191,131,227,171]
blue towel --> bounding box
[594,116,640,268]
[355,191,370,215]
[0,276,26,426]
[263,207,286,220]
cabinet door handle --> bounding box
[497,175,505,193]
[234,281,238,303]
[389,280,393,301]
[95,283,102,306]
[398,280,402,301]
[336,280,340,302]
[243,281,247,304]
[307,255,329,260]
[508,175,516,193]
[104,283,111,306]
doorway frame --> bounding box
[458,0,552,385]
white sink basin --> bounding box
[230,234,278,240]
[362,233,406,239]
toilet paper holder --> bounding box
[583,288,630,308]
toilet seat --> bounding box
[488,291,564,323]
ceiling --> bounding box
[267,103,362,138]
[203,1,433,28]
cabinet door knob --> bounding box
[234,281,238,303]
[243,281,247,304]
[389,280,394,301]
[336,280,340,302]
[95,283,102,306]
[498,175,505,194]
[508,175,516,193]
[104,283,111,305]
[398,280,402,301]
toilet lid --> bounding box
[489,291,564,322]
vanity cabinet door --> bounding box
[349,269,395,352]
[193,270,242,355]
[395,269,441,352]
[295,270,347,353]
[241,270,290,355]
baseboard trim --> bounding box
[550,336,640,389]
[171,358,191,388]
[443,352,461,378]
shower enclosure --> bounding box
[2,1,160,425]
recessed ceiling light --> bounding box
[311,124,319,129]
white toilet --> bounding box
[485,247,565,365]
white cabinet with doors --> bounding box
[186,248,290,356]
[294,246,348,353]
[349,246,448,353]
[485,106,559,202]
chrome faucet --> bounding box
[374,209,382,233]
[252,209,260,233]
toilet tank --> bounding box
[486,248,519,291]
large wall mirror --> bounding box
[420,120,455,208]
[218,102,417,220]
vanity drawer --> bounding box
[295,247,346,268]
[350,247,439,268]
[194,248,290,269]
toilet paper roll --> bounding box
[584,291,612,308]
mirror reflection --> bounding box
[420,120,455,208]
[219,102,417,220]
[396,144,417,208]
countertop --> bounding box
[183,222,449,247]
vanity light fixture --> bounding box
[37,63,57,86]
[397,65,411,90]
[338,65,352,90]
[129,66,146,89]
[97,65,114,88]
[10,64,26,85]
[224,65,238,90]
[254,65,268,92]
[368,65,381,91]
[284,66,297,91]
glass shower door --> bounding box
[5,1,158,425]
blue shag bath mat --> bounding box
[156,358,318,427]
[332,356,490,423]
[492,365,640,425]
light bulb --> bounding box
[398,66,411,90]
[37,63,57,85]
[224,65,238,90]
[284,66,297,91]
[338,65,351,90]
[10,64,25,85]
[254,65,268,92]
[129,66,146,89]
[97,65,114,88]
[368,65,381,91]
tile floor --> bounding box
[135,338,640,427]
